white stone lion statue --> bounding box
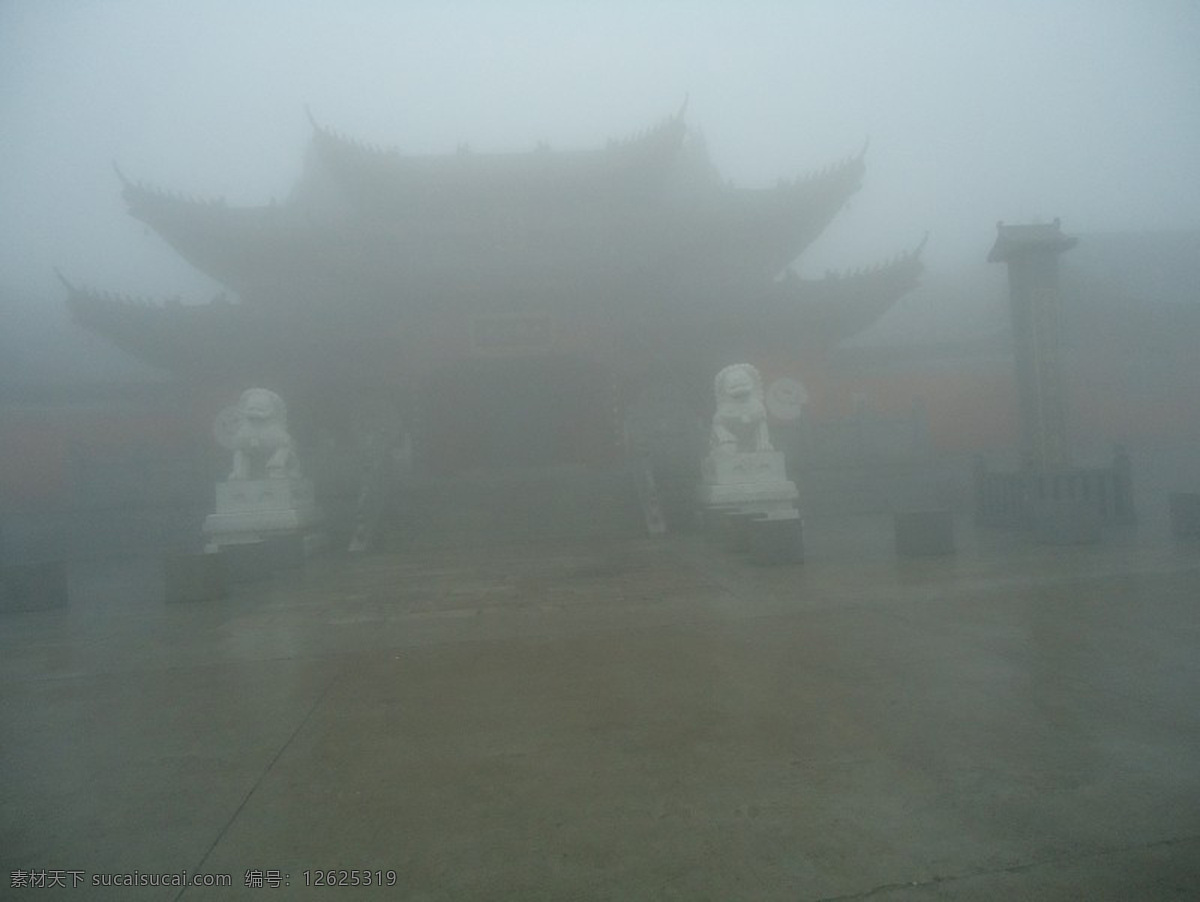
[228,388,300,480]
[710,364,773,453]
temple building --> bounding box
[61,108,923,482]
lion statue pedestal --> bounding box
[203,389,323,556]
[698,449,797,513]
[697,365,801,563]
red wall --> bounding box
[0,407,198,510]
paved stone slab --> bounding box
[1,517,1197,900]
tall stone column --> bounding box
[988,220,1077,470]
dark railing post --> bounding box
[973,455,987,525]
[1112,445,1135,525]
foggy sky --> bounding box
[2,0,1198,311]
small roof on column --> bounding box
[988,219,1077,262]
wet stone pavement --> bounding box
[2,513,1199,900]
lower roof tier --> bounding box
[60,244,923,382]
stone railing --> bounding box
[973,451,1134,528]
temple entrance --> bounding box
[418,355,617,474]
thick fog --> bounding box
[1,0,1198,310]
[6,7,1200,893]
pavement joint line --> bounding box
[173,663,348,902]
[810,832,1200,901]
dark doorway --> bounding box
[419,356,616,474]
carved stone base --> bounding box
[701,450,789,486]
[697,450,798,519]
[203,477,323,552]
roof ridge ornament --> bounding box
[304,103,320,132]
[57,271,223,312]
[52,266,76,294]
[112,161,132,188]
[814,236,927,283]
[788,146,866,191]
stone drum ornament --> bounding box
[765,377,808,422]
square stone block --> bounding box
[1032,498,1102,545]
[698,480,798,508]
[721,511,761,553]
[218,541,274,583]
[164,552,227,603]
[894,510,955,557]
[1,561,69,613]
[748,516,804,565]
[1169,493,1200,539]
[263,533,306,570]
[205,477,322,539]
